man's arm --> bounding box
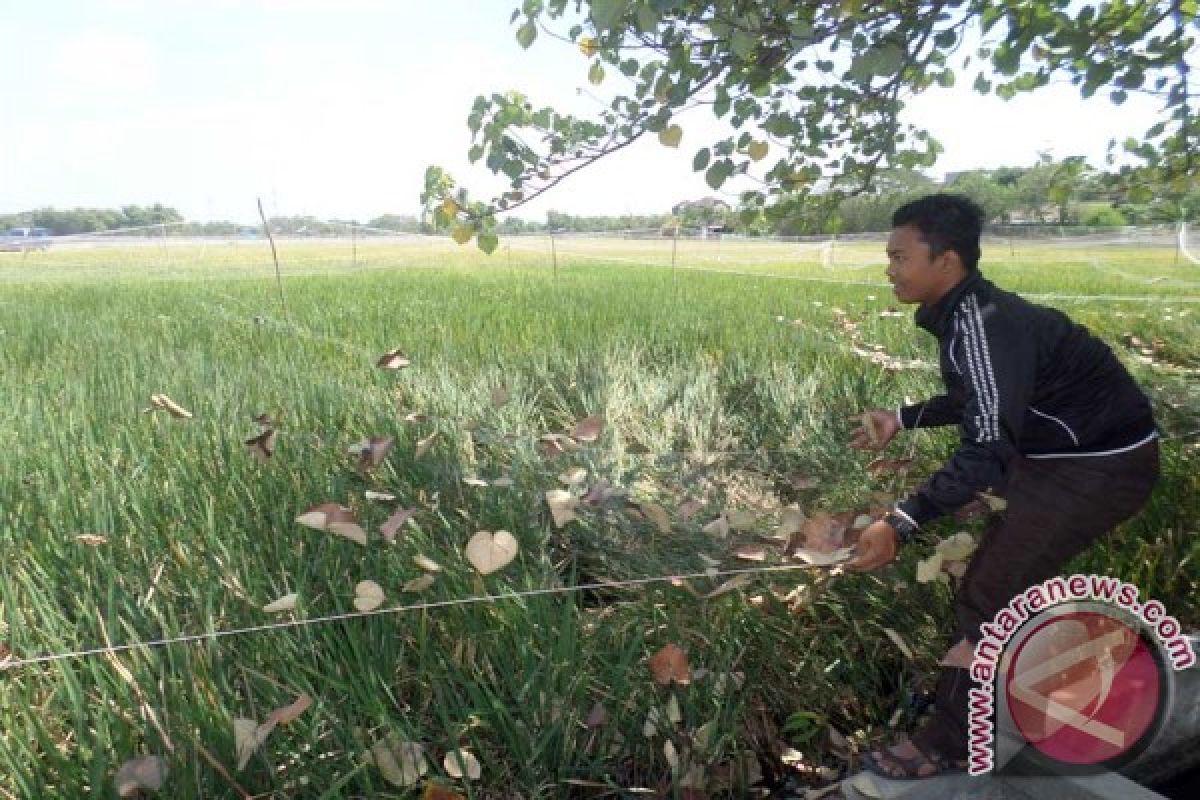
[895,295,1036,528]
[897,395,961,429]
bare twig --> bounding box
[257,197,288,321]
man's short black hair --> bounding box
[892,193,984,272]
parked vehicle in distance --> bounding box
[0,227,53,251]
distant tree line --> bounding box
[7,156,1197,239]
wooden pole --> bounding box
[257,197,288,321]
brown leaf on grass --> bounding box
[380,507,417,543]
[263,593,298,613]
[443,749,482,781]
[265,693,312,727]
[366,735,428,787]
[413,555,442,572]
[639,502,672,534]
[253,412,276,427]
[862,413,883,447]
[792,546,855,567]
[582,479,616,507]
[678,499,704,521]
[0,641,12,667]
[558,467,587,485]
[245,428,277,461]
[376,349,411,370]
[234,718,270,771]
[702,516,730,538]
[114,755,168,796]
[800,511,848,554]
[866,456,915,477]
[149,393,193,419]
[402,411,428,424]
[365,490,396,502]
[490,384,510,408]
[75,533,109,546]
[727,510,757,532]
[585,702,609,728]
[571,415,605,443]
[649,643,691,686]
[296,502,355,529]
[491,475,515,488]
[464,530,519,575]
[462,477,489,487]
[422,783,466,800]
[777,506,806,538]
[354,580,386,612]
[403,573,436,592]
[545,490,578,528]
[733,544,767,562]
[415,431,438,459]
[352,436,394,470]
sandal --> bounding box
[861,736,968,781]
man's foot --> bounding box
[861,738,967,781]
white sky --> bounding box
[0,0,1165,224]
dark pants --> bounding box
[921,437,1162,759]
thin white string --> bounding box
[0,563,834,672]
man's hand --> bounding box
[848,410,901,451]
[846,520,899,572]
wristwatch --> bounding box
[883,511,919,545]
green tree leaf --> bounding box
[516,19,537,49]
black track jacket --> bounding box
[892,271,1158,529]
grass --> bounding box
[0,236,1197,798]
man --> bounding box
[845,194,1161,779]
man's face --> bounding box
[886,224,948,305]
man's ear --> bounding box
[942,249,966,276]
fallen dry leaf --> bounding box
[462,477,489,487]
[915,552,944,583]
[727,510,757,531]
[866,456,915,477]
[114,755,168,797]
[327,521,368,546]
[491,475,515,488]
[296,504,367,545]
[403,573,436,592]
[376,349,411,370]
[585,702,608,728]
[863,412,883,447]
[415,431,439,459]
[234,717,272,771]
[365,490,396,502]
[678,499,704,520]
[367,735,428,787]
[245,428,276,461]
[402,411,428,424]
[936,531,977,562]
[380,507,417,543]
[570,414,605,443]
[639,502,672,534]
[790,474,820,490]
[264,693,312,727]
[490,385,509,408]
[663,739,680,770]
[75,534,108,546]
[545,489,578,528]
[792,546,855,567]
[777,506,806,538]
[354,580,386,612]
[263,593,298,613]
[558,466,588,485]
[422,783,466,800]
[352,436,394,470]
[413,555,442,573]
[702,516,730,538]
[149,393,193,419]
[464,530,519,575]
[800,511,847,554]
[649,643,691,686]
[443,749,481,781]
[733,545,766,562]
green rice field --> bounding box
[1,235,1197,798]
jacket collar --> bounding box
[914,271,985,337]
